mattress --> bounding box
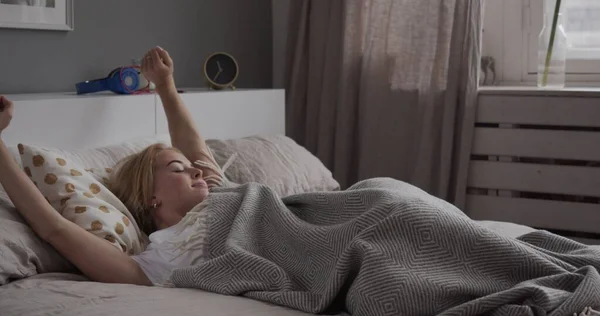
[0,220,535,316]
[0,273,320,316]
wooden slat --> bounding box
[477,95,600,127]
[466,195,600,234]
[570,237,600,246]
[472,127,600,161]
[468,161,600,197]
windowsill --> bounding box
[479,85,600,97]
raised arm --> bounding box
[141,47,221,184]
[0,96,150,286]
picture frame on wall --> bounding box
[0,0,73,31]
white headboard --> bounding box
[3,89,285,150]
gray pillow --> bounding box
[207,135,340,197]
[0,190,74,285]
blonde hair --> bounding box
[110,143,180,235]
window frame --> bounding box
[483,0,600,86]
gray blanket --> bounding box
[170,178,600,316]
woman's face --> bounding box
[151,149,209,230]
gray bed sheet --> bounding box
[0,220,537,316]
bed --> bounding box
[0,89,579,315]
[0,89,338,316]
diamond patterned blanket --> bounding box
[170,178,600,315]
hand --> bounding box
[0,96,14,135]
[141,46,175,90]
[213,69,222,81]
[214,61,223,81]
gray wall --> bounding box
[0,0,272,94]
[271,0,290,89]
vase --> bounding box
[537,0,568,88]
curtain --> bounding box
[285,0,482,205]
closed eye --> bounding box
[167,160,187,173]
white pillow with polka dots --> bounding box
[83,167,113,188]
[18,143,146,255]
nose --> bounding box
[190,167,202,179]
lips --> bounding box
[192,181,207,188]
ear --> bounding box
[148,197,163,231]
[150,196,161,209]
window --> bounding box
[482,0,600,85]
[562,0,600,60]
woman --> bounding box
[0,47,224,286]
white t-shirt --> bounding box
[132,202,209,286]
[131,150,235,286]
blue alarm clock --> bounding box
[76,66,148,95]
